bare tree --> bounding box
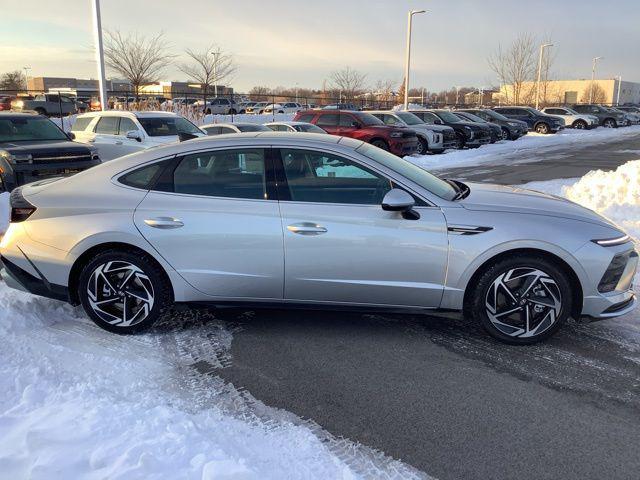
[104,30,175,100]
[178,45,236,109]
[581,83,606,104]
[374,79,397,104]
[0,70,26,91]
[488,32,537,105]
[330,66,367,101]
[248,86,271,101]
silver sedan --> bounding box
[0,133,636,344]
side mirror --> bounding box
[67,132,76,140]
[382,188,416,212]
[126,130,143,142]
[351,121,361,128]
[434,119,443,125]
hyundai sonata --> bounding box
[0,133,636,344]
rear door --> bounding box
[133,147,284,299]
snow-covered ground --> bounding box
[407,125,640,171]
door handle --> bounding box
[287,222,328,235]
[144,217,184,229]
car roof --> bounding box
[265,121,314,126]
[0,112,41,118]
[77,110,180,119]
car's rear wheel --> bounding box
[416,137,429,155]
[572,119,587,129]
[78,250,172,334]
[467,255,573,344]
[371,139,389,151]
[603,118,617,128]
[535,122,550,134]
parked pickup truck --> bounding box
[0,113,100,192]
[11,94,79,116]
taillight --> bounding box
[9,187,37,222]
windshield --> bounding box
[138,116,202,137]
[526,107,545,115]
[396,112,424,125]
[0,117,68,142]
[457,112,485,123]
[434,111,462,123]
[479,110,508,121]
[237,124,271,132]
[354,112,384,126]
[356,143,457,201]
[297,124,326,133]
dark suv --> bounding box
[493,106,564,134]
[409,110,492,148]
[457,108,528,140]
[0,113,100,192]
[293,110,418,156]
[571,104,626,128]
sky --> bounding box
[1,0,639,93]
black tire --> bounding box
[466,254,573,345]
[501,127,511,140]
[228,109,237,115]
[416,137,429,155]
[535,122,550,134]
[34,107,46,116]
[603,118,617,128]
[454,133,465,149]
[205,108,212,115]
[370,139,389,151]
[572,119,588,130]
[78,249,172,334]
[278,110,284,114]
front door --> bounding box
[315,113,340,135]
[133,147,284,299]
[276,147,448,308]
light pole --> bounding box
[589,56,603,104]
[91,0,108,111]
[616,75,622,106]
[403,9,425,110]
[22,66,31,91]
[455,86,461,105]
[211,48,221,98]
[534,43,553,110]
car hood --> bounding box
[419,124,454,133]
[458,182,618,229]
[0,139,92,154]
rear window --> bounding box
[119,160,170,189]
[297,113,316,123]
[71,116,93,132]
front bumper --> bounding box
[389,137,418,156]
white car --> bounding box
[195,98,240,115]
[264,121,327,134]
[369,110,447,155]
[71,111,206,161]
[200,122,272,135]
[245,102,271,115]
[540,107,599,130]
[263,102,304,114]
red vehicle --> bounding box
[293,110,418,156]
[0,96,13,111]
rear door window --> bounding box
[316,114,339,127]
[71,116,93,132]
[95,116,120,134]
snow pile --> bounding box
[523,159,640,240]
[407,125,640,171]
[0,286,407,479]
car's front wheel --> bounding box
[535,122,550,134]
[572,119,587,129]
[467,255,573,344]
[603,118,617,128]
[416,137,429,155]
[78,250,172,334]
[500,127,511,140]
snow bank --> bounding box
[522,159,640,240]
[407,125,640,171]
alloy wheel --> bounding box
[485,267,562,339]
[501,128,509,140]
[87,261,155,327]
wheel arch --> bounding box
[461,247,584,319]
[68,241,174,305]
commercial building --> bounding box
[138,81,234,99]
[26,77,132,96]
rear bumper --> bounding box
[0,255,69,302]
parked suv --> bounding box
[11,94,79,116]
[263,102,304,114]
[493,107,564,134]
[197,98,239,115]
[570,104,625,128]
[293,110,418,156]
[0,113,100,192]
[540,107,599,129]
[452,111,502,143]
[409,110,492,148]
[72,111,205,161]
[457,108,528,140]
[369,110,455,154]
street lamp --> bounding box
[616,75,622,106]
[403,9,425,110]
[91,0,107,111]
[589,56,603,104]
[210,48,222,98]
[534,43,553,110]
[22,66,31,90]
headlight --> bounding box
[0,151,32,164]
[15,100,24,108]
[389,131,403,138]
[592,234,631,247]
